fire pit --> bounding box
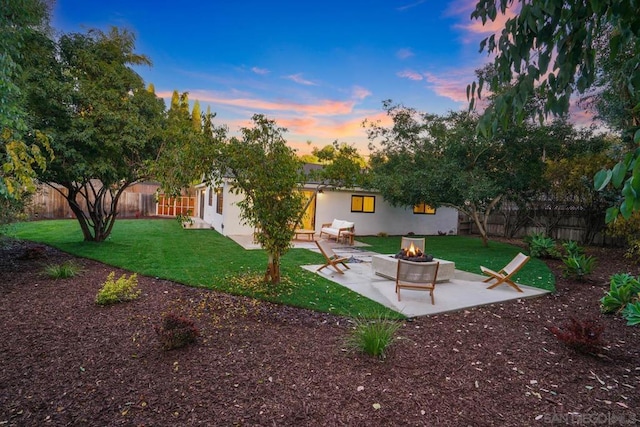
[394,241,434,262]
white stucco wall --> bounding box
[199,183,458,237]
[314,189,458,236]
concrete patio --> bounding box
[226,234,550,317]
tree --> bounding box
[310,141,368,188]
[1,0,53,219]
[467,0,640,220]
[368,101,553,246]
[32,28,166,241]
[208,115,305,284]
[191,100,202,131]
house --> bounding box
[193,165,458,237]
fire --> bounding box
[407,242,417,257]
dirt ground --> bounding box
[1,238,639,426]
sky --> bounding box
[51,0,518,155]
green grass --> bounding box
[5,219,555,318]
[43,260,82,279]
[6,219,402,318]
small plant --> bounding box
[622,300,640,326]
[548,317,605,354]
[95,272,140,305]
[377,231,388,237]
[345,313,401,359]
[562,254,596,281]
[43,261,82,279]
[155,312,200,350]
[600,273,640,314]
[177,210,194,228]
[526,232,560,258]
[562,240,584,258]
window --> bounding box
[208,188,213,206]
[215,188,223,214]
[351,195,375,213]
[413,203,436,214]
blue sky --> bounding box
[52,0,516,154]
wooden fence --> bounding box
[460,208,621,246]
[28,182,161,219]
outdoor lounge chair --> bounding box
[480,252,530,292]
[315,239,351,274]
[400,237,426,253]
[395,260,440,304]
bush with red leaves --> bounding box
[155,312,200,350]
[548,317,605,354]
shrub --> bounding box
[562,254,596,281]
[548,317,605,354]
[562,240,584,258]
[43,261,82,279]
[95,272,140,305]
[345,313,401,359]
[155,313,200,350]
[622,301,640,326]
[606,211,640,264]
[600,273,640,314]
[526,232,560,259]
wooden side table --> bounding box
[339,231,354,245]
[294,229,316,240]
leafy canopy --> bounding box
[468,0,640,220]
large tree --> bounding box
[468,0,640,219]
[1,0,53,220]
[32,28,166,241]
[367,101,560,246]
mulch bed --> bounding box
[1,238,639,426]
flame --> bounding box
[407,242,417,257]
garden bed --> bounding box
[1,239,639,426]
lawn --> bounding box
[6,219,554,318]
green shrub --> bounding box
[155,313,200,350]
[43,261,82,279]
[95,272,140,305]
[562,254,596,281]
[345,313,401,359]
[606,211,640,264]
[562,240,584,258]
[526,232,560,258]
[600,274,640,314]
[622,301,640,326]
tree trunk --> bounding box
[51,180,130,242]
[264,252,281,284]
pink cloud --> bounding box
[185,91,356,117]
[397,69,424,81]
[284,73,317,86]
[396,48,415,60]
[423,71,471,103]
[351,86,372,100]
[453,0,520,35]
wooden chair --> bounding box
[480,252,530,292]
[395,260,439,304]
[400,237,425,253]
[315,239,351,274]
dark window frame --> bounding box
[351,195,375,213]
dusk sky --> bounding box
[51,0,520,154]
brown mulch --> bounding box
[1,238,639,426]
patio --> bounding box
[228,234,549,317]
